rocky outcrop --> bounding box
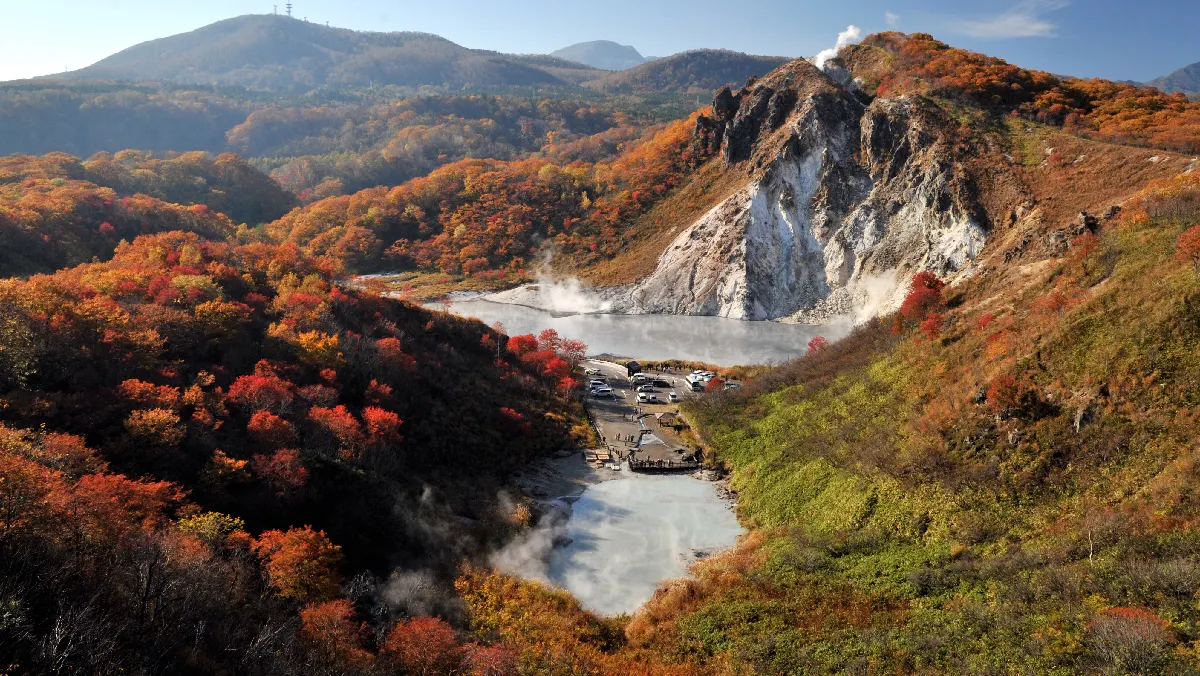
[611,59,988,321]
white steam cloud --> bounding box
[812,25,862,70]
[485,247,612,314]
[852,272,902,325]
[489,500,572,582]
[529,271,613,314]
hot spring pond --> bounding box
[440,298,829,366]
[548,474,742,616]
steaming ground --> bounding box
[496,473,742,616]
[549,475,741,615]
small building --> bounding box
[654,411,678,424]
[625,360,642,376]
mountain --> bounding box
[551,40,646,70]
[1147,59,1200,97]
[607,58,985,320]
[51,16,790,98]
[581,34,1200,318]
[64,14,569,91]
[585,49,791,93]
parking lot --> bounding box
[581,359,719,468]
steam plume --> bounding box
[813,25,862,70]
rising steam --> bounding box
[813,25,863,70]
[486,246,612,314]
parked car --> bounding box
[584,368,600,376]
[669,391,679,402]
[647,394,660,402]
[591,387,613,398]
[589,379,607,387]
[724,382,740,391]
[636,385,655,392]
[653,378,670,388]
[636,392,650,403]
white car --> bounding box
[589,379,607,387]
[636,392,650,403]
[591,387,613,398]
[636,384,655,393]
[669,391,679,402]
[584,368,600,376]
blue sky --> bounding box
[0,0,1196,83]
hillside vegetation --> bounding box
[849,32,1200,153]
[391,34,1200,675]
[0,229,591,672]
[1149,61,1200,99]
[586,50,790,94]
[0,151,296,276]
[264,111,715,276]
[67,14,570,92]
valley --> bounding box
[4,8,1200,675]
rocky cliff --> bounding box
[609,58,988,321]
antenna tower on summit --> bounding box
[285,3,293,17]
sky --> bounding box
[0,0,1197,83]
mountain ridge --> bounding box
[551,40,646,70]
[1147,59,1200,98]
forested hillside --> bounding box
[264,112,713,276]
[0,228,591,672]
[0,151,295,276]
[67,14,569,92]
[585,50,790,94]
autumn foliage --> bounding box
[1175,224,1200,275]
[863,32,1200,154]
[899,271,946,326]
[251,525,343,602]
[382,616,464,675]
[267,112,713,274]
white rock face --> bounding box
[612,94,987,322]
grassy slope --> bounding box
[641,169,1200,673]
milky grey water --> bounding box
[442,299,831,366]
[548,475,742,616]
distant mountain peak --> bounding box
[1147,60,1200,98]
[59,13,568,92]
[551,40,645,71]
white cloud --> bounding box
[813,25,862,70]
[949,0,1068,39]
[885,11,900,27]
